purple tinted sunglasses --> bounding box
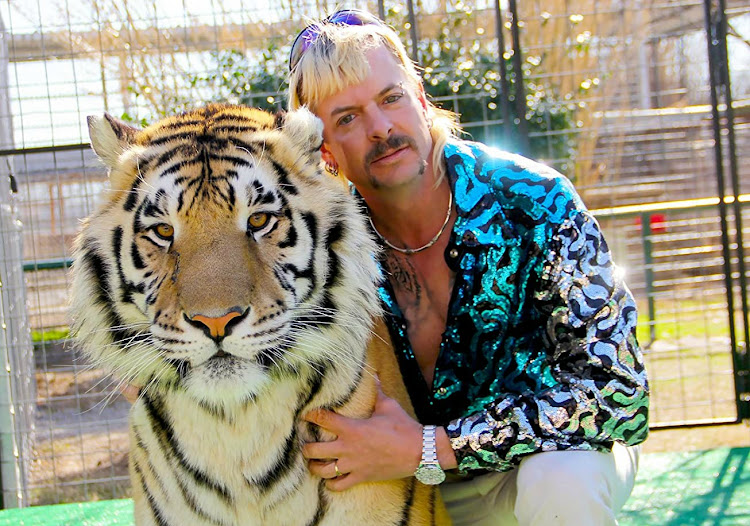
[288,9,384,71]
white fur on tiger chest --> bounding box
[128,374,410,526]
[130,378,305,525]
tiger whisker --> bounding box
[85,344,169,412]
[283,324,375,364]
[93,332,156,351]
[288,314,389,347]
[278,333,373,379]
[273,345,327,377]
[85,323,151,337]
[137,361,174,401]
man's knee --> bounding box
[514,449,622,526]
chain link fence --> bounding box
[0,0,748,508]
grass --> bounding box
[636,297,730,344]
[637,295,737,425]
[31,327,70,342]
[631,293,743,425]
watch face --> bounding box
[415,464,446,485]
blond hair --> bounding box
[288,22,461,182]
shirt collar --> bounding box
[443,139,513,249]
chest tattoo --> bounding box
[383,253,422,306]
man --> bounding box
[289,10,649,526]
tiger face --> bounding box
[71,105,381,409]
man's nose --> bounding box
[366,108,393,141]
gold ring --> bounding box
[334,460,342,478]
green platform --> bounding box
[2,448,748,525]
[620,447,750,526]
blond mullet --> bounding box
[288,22,461,182]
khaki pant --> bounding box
[440,443,640,526]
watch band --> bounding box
[422,424,438,463]
[414,425,446,485]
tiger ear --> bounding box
[87,113,139,170]
[279,107,324,161]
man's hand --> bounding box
[303,382,423,491]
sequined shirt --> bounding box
[377,139,650,473]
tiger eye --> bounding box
[248,213,270,230]
[154,223,174,240]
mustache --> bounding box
[365,135,417,164]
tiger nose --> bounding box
[185,308,247,341]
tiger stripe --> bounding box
[134,425,229,526]
[399,478,417,526]
[142,393,234,505]
[112,226,144,304]
[133,463,170,526]
[306,480,328,526]
[252,429,299,491]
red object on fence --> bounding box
[634,213,667,233]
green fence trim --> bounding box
[22,259,73,272]
[640,213,657,346]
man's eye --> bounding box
[383,92,403,104]
[337,114,355,126]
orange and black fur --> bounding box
[70,104,451,525]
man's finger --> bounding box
[308,459,340,479]
[373,374,387,402]
[326,472,357,492]
[373,374,399,412]
[303,408,350,432]
[302,440,340,460]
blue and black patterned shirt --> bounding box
[378,139,649,473]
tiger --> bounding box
[69,104,451,526]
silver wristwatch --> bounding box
[414,425,446,485]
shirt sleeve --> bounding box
[445,210,650,473]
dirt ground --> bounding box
[31,369,131,505]
[643,422,750,454]
[28,368,750,505]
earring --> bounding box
[325,164,339,177]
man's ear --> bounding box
[416,82,429,112]
[321,142,337,169]
[320,142,348,187]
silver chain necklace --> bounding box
[369,191,453,255]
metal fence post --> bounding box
[0,12,34,508]
[640,213,657,346]
[405,0,419,63]
[713,0,750,407]
[492,1,512,147]
[507,0,529,155]
[703,0,749,420]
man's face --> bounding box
[314,45,433,192]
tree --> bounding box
[126,43,289,125]
[415,24,578,173]
[385,5,582,175]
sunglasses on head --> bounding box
[288,9,384,71]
